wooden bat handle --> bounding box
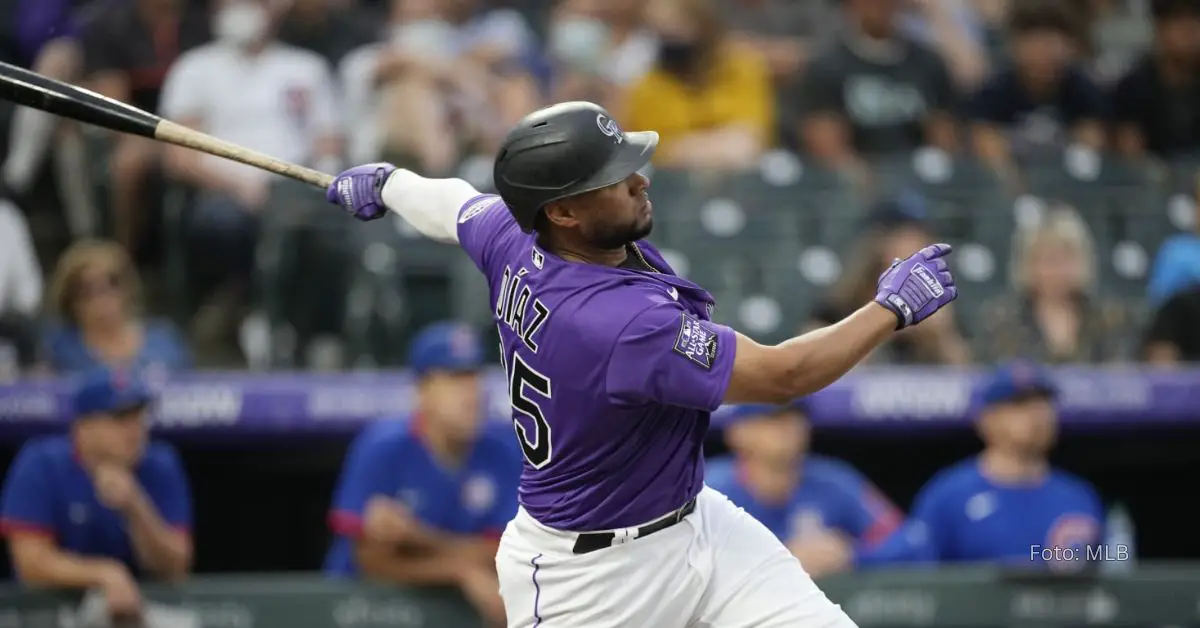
[154,120,335,189]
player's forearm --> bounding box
[123,493,191,580]
[13,545,124,589]
[355,543,466,586]
[399,523,498,566]
[770,304,895,399]
[380,169,480,244]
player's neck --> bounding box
[979,450,1049,485]
[539,233,628,267]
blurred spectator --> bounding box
[621,0,775,171]
[1,0,94,235]
[855,362,1106,567]
[1086,0,1157,83]
[716,0,833,79]
[546,0,657,109]
[80,0,211,252]
[338,0,542,171]
[276,0,379,68]
[979,205,1130,363]
[969,0,1106,184]
[159,0,343,323]
[0,367,192,619]
[1112,0,1200,158]
[807,194,972,365]
[793,0,957,182]
[705,403,902,578]
[45,239,190,375]
[1144,283,1200,363]
[0,198,43,375]
[899,0,990,90]
[324,323,517,626]
[1146,172,1200,305]
[1148,193,1200,315]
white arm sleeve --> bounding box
[379,169,481,244]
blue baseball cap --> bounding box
[977,361,1058,408]
[72,367,153,419]
[407,321,485,377]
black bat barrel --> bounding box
[0,61,160,138]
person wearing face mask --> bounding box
[158,0,345,359]
[968,0,1106,184]
[621,0,775,171]
[848,362,1110,571]
[337,0,541,172]
[547,0,658,108]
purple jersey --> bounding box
[456,194,738,531]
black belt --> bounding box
[571,497,697,555]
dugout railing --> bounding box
[1,563,1198,627]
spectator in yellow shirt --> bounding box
[622,0,775,171]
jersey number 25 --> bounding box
[505,350,553,468]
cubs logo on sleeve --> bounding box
[673,313,719,370]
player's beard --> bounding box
[589,215,654,250]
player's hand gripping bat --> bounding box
[0,61,334,189]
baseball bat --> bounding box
[0,61,334,189]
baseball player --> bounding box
[855,362,1106,570]
[705,403,901,577]
[0,367,192,618]
[326,101,958,627]
[323,322,520,625]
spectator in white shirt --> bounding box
[158,0,343,294]
[0,199,42,376]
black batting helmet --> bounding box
[493,101,659,232]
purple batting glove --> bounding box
[326,163,397,221]
[874,243,958,330]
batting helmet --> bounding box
[493,101,659,232]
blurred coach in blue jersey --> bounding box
[855,361,1106,570]
[706,402,902,577]
[0,367,193,619]
[324,321,520,626]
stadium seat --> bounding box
[341,213,464,366]
[256,180,358,368]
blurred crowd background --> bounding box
[0,0,1199,624]
[0,0,1197,374]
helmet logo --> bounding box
[596,114,624,144]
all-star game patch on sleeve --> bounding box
[456,194,522,273]
[605,302,737,411]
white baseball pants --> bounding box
[495,486,859,628]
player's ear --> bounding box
[543,200,582,229]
